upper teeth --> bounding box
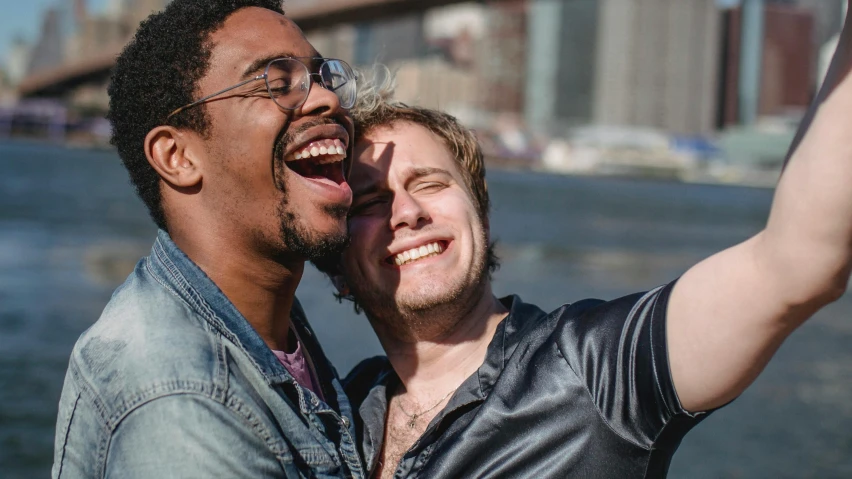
[393,242,444,266]
[293,142,346,161]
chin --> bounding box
[394,281,465,311]
[278,216,349,262]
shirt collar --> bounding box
[460,295,549,401]
[356,295,548,472]
[365,295,549,399]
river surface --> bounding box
[1,139,850,478]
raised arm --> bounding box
[667,3,852,413]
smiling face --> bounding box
[341,121,491,334]
[192,7,353,261]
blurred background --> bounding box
[1,0,851,477]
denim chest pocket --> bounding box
[284,446,347,478]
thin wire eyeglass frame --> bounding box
[165,57,356,121]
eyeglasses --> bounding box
[166,57,357,120]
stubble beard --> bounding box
[352,226,491,343]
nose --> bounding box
[389,191,430,231]
[296,74,342,118]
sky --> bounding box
[0,0,108,65]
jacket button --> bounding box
[311,396,320,407]
[341,416,350,428]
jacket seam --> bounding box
[150,248,220,328]
[103,390,296,465]
[68,361,113,434]
[105,379,228,429]
[66,361,126,479]
[144,256,220,336]
[53,389,80,478]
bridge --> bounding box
[17,0,474,99]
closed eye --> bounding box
[269,84,295,96]
[232,84,269,98]
[414,182,447,194]
[266,77,302,97]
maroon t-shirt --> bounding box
[273,340,324,402]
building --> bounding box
[304,2,486,120]
[526,0,721,136]
[5,38,32,86]
[790,0,845,86]
[353,13,426,66]
[28,8,66,76]
[720,1,818,126]
[126,0,172,24]
[787,0,844,49]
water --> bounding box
[1,140,850,478]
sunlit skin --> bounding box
[144,7,353,351]
[343,122,495,338]
[340,122,508,478]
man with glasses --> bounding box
[52,1,363,477]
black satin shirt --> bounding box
[344,283,712,478]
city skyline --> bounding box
[0,0,109,66]
[3,0,841,141]
[2,0,753,69]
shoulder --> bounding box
[68,261,223,420]
[342,356,392,407]
[546,282,692,446]
[551,284,673,341]
[537,284,676,385]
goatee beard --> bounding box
[276,199,350,261]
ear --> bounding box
[331,274,350,296]
[144,126,203,188]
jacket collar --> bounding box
[146,229,297,386]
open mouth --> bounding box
[386,240,449,266]
[284,138,347,186]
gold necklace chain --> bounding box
[394,387,457,429]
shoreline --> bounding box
[0,136,778,190]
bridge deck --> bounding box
[18,0,478,98]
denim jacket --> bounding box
[52,231,365,478]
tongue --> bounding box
[305,174,340,187]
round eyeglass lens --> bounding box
[320,60,357,109]
[265,59,310,110]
